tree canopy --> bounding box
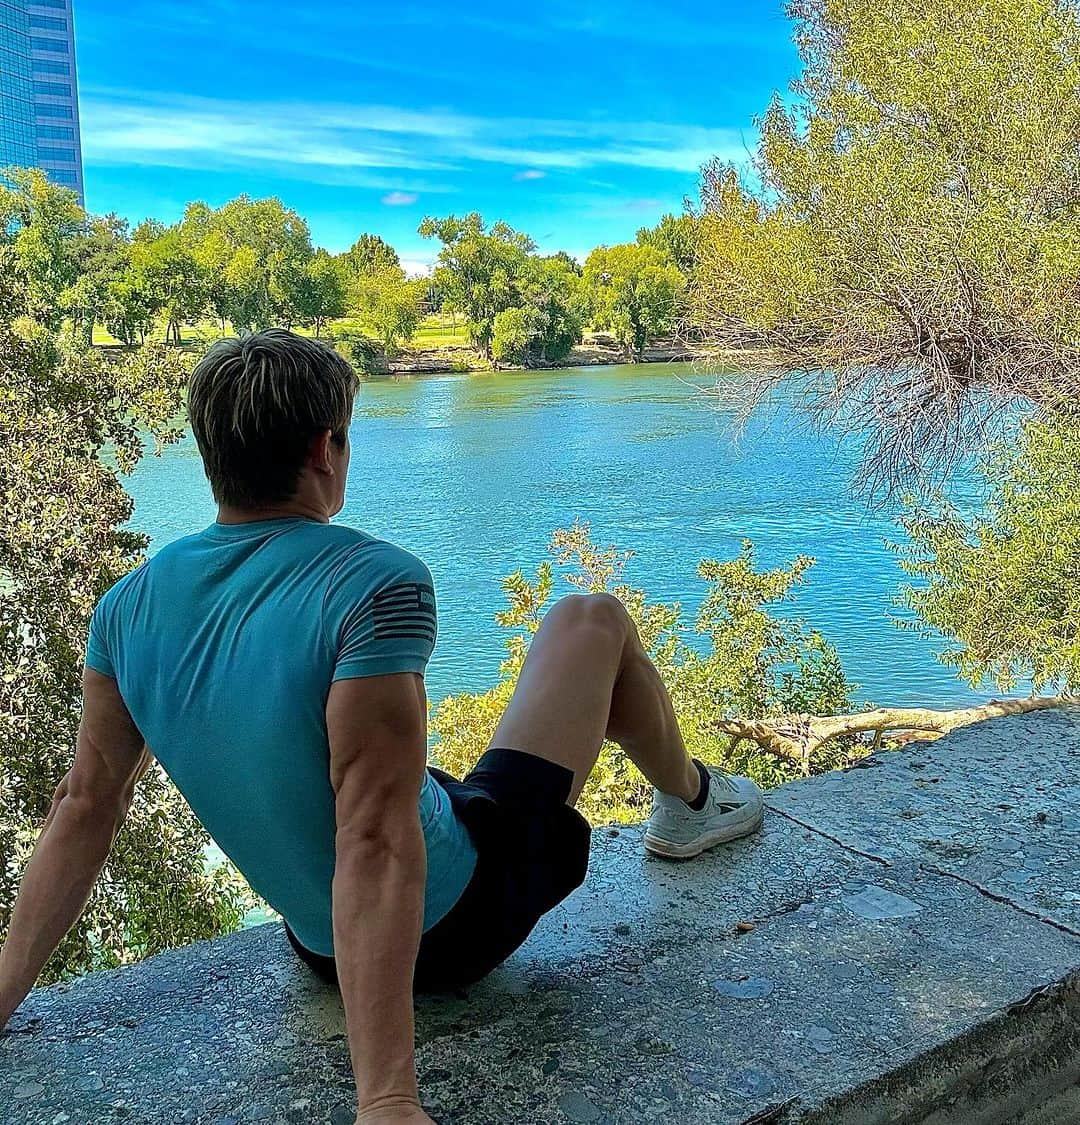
[1,170,695,365]
[350,266,426,355]
[0,168,84,331]
[419,212,538,358]
[340,233,401,278]
[178,196,314,332]
[584,242,685,360]
[491,255,587,367]
[690,0,1080,491]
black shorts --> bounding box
[285,748,592,992]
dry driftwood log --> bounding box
[713,695,1074,774]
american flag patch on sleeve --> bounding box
[368,581,437,642]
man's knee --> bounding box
[548,592,631,643]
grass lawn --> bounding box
[92,313,471,351]
[409,317,470,347]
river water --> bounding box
[125,363,997,711]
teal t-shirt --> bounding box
[85,517,477,957]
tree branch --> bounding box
[713,695,1074,773]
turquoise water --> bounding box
[125,362,997,711]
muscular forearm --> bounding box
[0,792,118,1026]
[333,824,427,1114]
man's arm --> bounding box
[326,672,435,1125]
[0,668,149,1029]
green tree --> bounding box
[178,196,314,331]
[418,212,535,358]
[0,167,83,331]
[285,249,348,337]
[351,268,425,355]
[129,224,206,345]
[637,213,698,273]
[432,522,856,823]
[584,242,685,360]
[898,416,1080,693]
[547,250,583,276]
[180,208,234,333]
[491,306,540,367]
[65,214,132,346]
[491,256,586,366]
[691,0,1080,490]
[340,233,400,279]
[103,270,159,346]
[0,317,247,981]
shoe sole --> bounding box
[643,806,765,859]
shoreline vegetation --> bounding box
[92,321,713,374]
[383,330,705,374]
[94,319,782,377]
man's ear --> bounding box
[309,429,335,476]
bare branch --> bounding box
[713,696,1073,773]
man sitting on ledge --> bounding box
[0,330,764,1125]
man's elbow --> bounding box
[335,817,424,866]
[335,813,427,892]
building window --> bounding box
[37,145,76,163]
[37,124,74,141]
[33,59,70,76]
[49,169,79,187]
[34,0,68,8]
[33,81,72,96]
[31,36,68,53]
[30,15,67,32]
[35,102,73,118]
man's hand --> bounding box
[356,1101,436,1124]
[327,672,430,1117]
[0,668,148,1023]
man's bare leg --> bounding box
[486,593,700,806]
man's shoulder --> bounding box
[321,531,434,615]
[96,557,152,608]
[319,524,427,571]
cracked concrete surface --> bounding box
[2,710,1079,1124]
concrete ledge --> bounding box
[3,710,1079,1124]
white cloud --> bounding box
[399,257,434,278]
[382,191,419,206]
[81,88,753,182]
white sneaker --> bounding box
[644,766,764,859]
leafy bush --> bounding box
[899,416,1080,693]
[325,326,381,375]
[0,323,248,981]
[431,521,857,824]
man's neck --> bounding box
[216,501,330,525]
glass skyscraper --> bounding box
[0,0,83,204]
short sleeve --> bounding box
[324,542,438,681]
[85,595,116,678]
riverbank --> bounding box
[95,320,781,377]
[380,333,718,375]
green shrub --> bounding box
[325,326,381,375]
[899,416,1080,693]
[0,324,248,981]
[431,521,857,824]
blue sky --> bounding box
[75,1,798,271]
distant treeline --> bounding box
[0,167,696,365]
